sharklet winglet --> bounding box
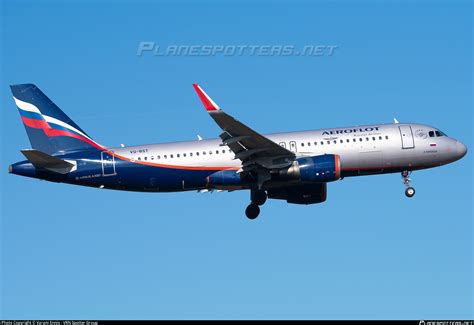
[192,84,221,111]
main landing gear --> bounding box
[245,189,267,220]
[402,170,416,198]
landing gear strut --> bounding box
[245,189,267,219]
[402,170,415,198]
[251,189,267,206]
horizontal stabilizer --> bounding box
[20,149,76,174]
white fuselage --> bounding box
[111,123,465,175]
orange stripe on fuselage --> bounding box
[23,115,234,171]
[110,151,240,171]
[334,155,340,179]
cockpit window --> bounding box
[429,130,447,137]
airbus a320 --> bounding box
[9,84,467,219]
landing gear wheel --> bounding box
[405,187,415,198]
[245,203,260,220]
[251,189,267,206]
[401,170,415,198]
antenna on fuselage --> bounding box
[197,135,203,141]
[393,118,400,124]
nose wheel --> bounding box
[245,189,267,219]
[402,170,415,198]
[405,187,415,197]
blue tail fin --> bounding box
[10,84,102,155]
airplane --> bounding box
[8,83,467,219]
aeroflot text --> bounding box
[322,127,380,136]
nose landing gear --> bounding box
[245,189,267,219]
[402,170,415,198]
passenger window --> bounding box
[333,140,337,144]
[157,155,161,159]
[314,141,318,145]
[151,156,154,160]
[340,139,343,143]
[379,136,382,140]
[359,138,363,142]
[138,157,141,160]
[366,137,369,141]
[327,141,330,144]
[209,150,212,155]
[196,152,199,156]
[183,153,186,157]
[164,155,167,159]
[190,153,193,157]
[320,141,324,145]
[203,151,206,155]
[372,137,376,141]
[353,138,356,142]
[385,136,389,140]
[177,154,180,158]
[144,157,147,160]
[346,139,350,143]
[308,142,311,146]
[216,150,219,154]
[301,143,304,147]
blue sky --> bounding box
[1,0,472,319]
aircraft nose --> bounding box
[456,141,467,158]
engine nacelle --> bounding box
[207,169,242,187]
[279,154,341,183]
[268,183,327,204]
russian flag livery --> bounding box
[11,84,102,154]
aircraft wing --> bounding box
[192,84,296,173]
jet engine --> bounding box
[278,154,341,183]
[207,169,242,187]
